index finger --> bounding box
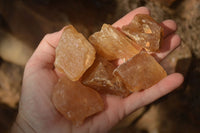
[123,73,184,115]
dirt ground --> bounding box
[0,0,199,132]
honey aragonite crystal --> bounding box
[81,56,130,97]
[52,77,104,126]
[122,14,164,52]
[54,25,96,81]
[113,52,167,92]
[89,24,141,61]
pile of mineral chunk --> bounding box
[52,14,166,125]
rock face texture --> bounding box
[0,30,33,66]
[0,61,22,132]
[0,62,22,108]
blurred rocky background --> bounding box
[0,0,199,132]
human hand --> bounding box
[11,7,184,133]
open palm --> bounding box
[12,7,183,133]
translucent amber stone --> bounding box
[122,14,164,52]
[81,56,130,97]
[54,25,96,81]
[52,77,104,125]
[89,24,141,61]
[113,52,167,92]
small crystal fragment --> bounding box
[89,24,141,61]
[122,14,164,52]
[81,56,130,97]
[113,52,167,92]
[54,25,96,81]
[52,77,104,125]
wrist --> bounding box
[11,114,36,133]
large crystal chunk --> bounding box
[81,56,130,97]
[52,77,104,125]
[54,25,96,81]
[89,24,141,61]
[113,52,167,92]
[122,14,164,52]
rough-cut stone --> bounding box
[113,52,167,92]
[54,25,96,81]
[81,56,130,97]
[52,77,104,126]
[89,24,141,61]
[122,14,164,52]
